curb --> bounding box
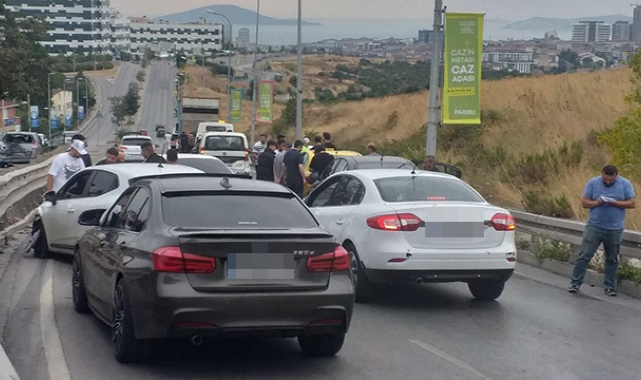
[517,250,641,299]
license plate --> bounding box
[227,253,295,280]
[425,222,484,238]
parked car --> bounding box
[73,173,354,362]
[411,159,463,179]
[161,153,233,174]
[304,169,516,302]
[0,133,32,167]
[31,163,204,258]
[198,132,251,175]
[119,135,153,162]
[4,132,43,157]
[47,131,77,150]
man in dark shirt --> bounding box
[323,132,337,150]
[282,140,306,197]
[95,147,120,165]
[71,134,92,167]
[423,155,441,172]
[257,140,277,181]
[310,145,334,181]
[141,142,167,164]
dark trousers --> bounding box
[286,181,303,197]
[571,222,623,289]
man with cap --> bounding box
[71,134,92,167]
[47,140,86,193]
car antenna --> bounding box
[220,176,232,189]
[380,155,384,168]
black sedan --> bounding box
[73,173,354,363]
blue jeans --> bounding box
[571,223,623,289]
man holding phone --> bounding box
[569,165,636,296]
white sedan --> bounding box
[32,163,203,258]
[303,169,517,302]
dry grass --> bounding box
[84,64,119,79]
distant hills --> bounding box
[153,4,321,26]
[503,15,633,31]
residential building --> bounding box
[612,21,632,42]
[572,21,611,43]
[51,91,74,117]
[237,28,250,47]
[109,10,131,57]
[418,30,433,44]
[633,5,641,44]
[482,51,535,74]
[6,0,112,55]
[1,101,21,133]
[129,20,223,57]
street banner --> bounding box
[65,108,72,127]
[78,105,85,120]
[442,13,484,125]
[50,110,59,129]
[256,80,274,124]
[230,88,243,122]
[30,106,39,128]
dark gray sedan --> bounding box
[73,173,354,363]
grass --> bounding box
[618,261,641,283]
[535,240,575,262]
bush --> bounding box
[523,191,574,218]
[617,261,641,283]
[535,240,574,262]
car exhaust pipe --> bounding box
[190,335,203,346]
[416,277,425,284]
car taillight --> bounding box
[199,147,205,155]
[152,246,216,273]
[306,246,350,272]
[119,146,127,151]
[244,148,249,161]
[491,213,516,231]
[366,213,421,232]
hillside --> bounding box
[154,4,321,26]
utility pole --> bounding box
[27,94,31,130]
[250,0,260,148]
[426,0,444,158]
[207,10,233,122]
[91,0,97,71]
[295,0,303,140]
[47,74,52,139]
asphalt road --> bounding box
[138,63,177,151]
[1,235,640,380]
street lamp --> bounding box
[76,77,85,122]
[47,73,55,139]
[295,0,303,140]
[206,9,233,122]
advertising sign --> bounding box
[230,88,243,122]
[256,80,274,124]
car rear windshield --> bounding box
[204,136,245,151]
[162,192,317,229]
[178,158,232,174]
[121,138,150,146]
[4,134,34,144]
[205,125,229,132]
[374,176,485,203]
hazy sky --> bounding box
[112,0,638,20]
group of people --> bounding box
[165,130,198,153]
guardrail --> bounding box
[510,209,641,261]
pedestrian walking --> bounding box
[569,165,636,297]
[47,140,86,193]
[282,140,306,197]
[256,140,277,181]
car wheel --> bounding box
[32,222,51,259]
[113,280,146,363]
[468,280,506,301]
[298,333,346,357]
[72,252,90,314]
[345,244,374,303]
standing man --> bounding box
[141,142,167,164]
[309,145,334,182]
[569,165,635,297]
[311,136,323,152]
[253,133,268,155]
[323,132,337,150]
[180,131,189,153]
[273,140,290,184]
[282,140,306,197]
[256,140,277,181]
[71,134,92,167]
[166,149,179,164]
[423,155,441,172]
[165,130,172,150]
[46,140,86,193]
[95,147,120,165]
[367,143,380,156]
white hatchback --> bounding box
[303,169,517,302]
[31,163,203,258]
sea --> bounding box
[233,18,572,46]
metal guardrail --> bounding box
[510,209,641,261]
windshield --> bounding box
[4,134,34,144]
[177,158,233,174]
[162,193,317,229]
[204,136,245,151]
[121,138,151,146]
[374,176,485,203]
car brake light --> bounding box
[152,246,216,273]
[491,213,516,231]
[366,213,421,232]
[199,147,205,155]
[119,146,127,151]
[244,148,249,161]
[306,246,350,272]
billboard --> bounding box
[256,80,274,124]
[230,88,243,122]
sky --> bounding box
[111,0,638,20]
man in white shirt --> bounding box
[47,139,86,193]
[253,134,268,155]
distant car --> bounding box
[0,132,32,167]
[119,135,153,162]
[73,174,354,362]
[47,131,77,150]
[161,153,233,174]
[139,129,148,136]
[198,132,251,175]
[304,169,517,303]
[31,163,204,258]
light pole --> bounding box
[426,0,444,158]
[295,0,303,140]
[63,78,72,131]
[206,10,233,122]
[250,0,260,148]
[47,73,54,139]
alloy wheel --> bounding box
[112,285,124,352]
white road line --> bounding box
[40,261,71,380]
[409,339,491,380]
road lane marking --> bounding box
[40,261,71,380]
[409,339,490,380]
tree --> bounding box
[289,75,297,87]
[123,82,141,116]
[109,96,127,126]
[136,70,145,82]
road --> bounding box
[138,63,177,150]
[1,235,641,380]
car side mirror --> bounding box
[43,191,56,205]
[78,209,106,226]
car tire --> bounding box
[298,333,346,357]
[113,279,146,363]
[32,222,51,259]
[346,244,375,303]
[72,252,90,314]
[468,280,506,301]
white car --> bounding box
[31,163,203,258]
[198,132,250,174]
[161,153,233,174]
[119,135,153,162]
[303,169,517,302]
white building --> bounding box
[109,10,130,57]
[129,20,223,57]
[482,51,535,74]
[572,21,611,43]
[6,0,112,55]
[237,28,250,47]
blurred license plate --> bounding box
[425,222,484,238]
[227,253,295,280]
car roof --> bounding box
[202,132,246,138]
[336,155,414,164]
[339,168,459,181]
[145,174,292,194]
[162,154,224,161]
[121,135,151,139]
[90,163,203,178]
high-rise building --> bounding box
[237,28,250,47]
[129,21,223,57]
[418,30,433,44]
[612,21,632,42]
[109,9,131,58]
[633,5,641,44]
[572,21,610,43]
[6,0,112,55]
